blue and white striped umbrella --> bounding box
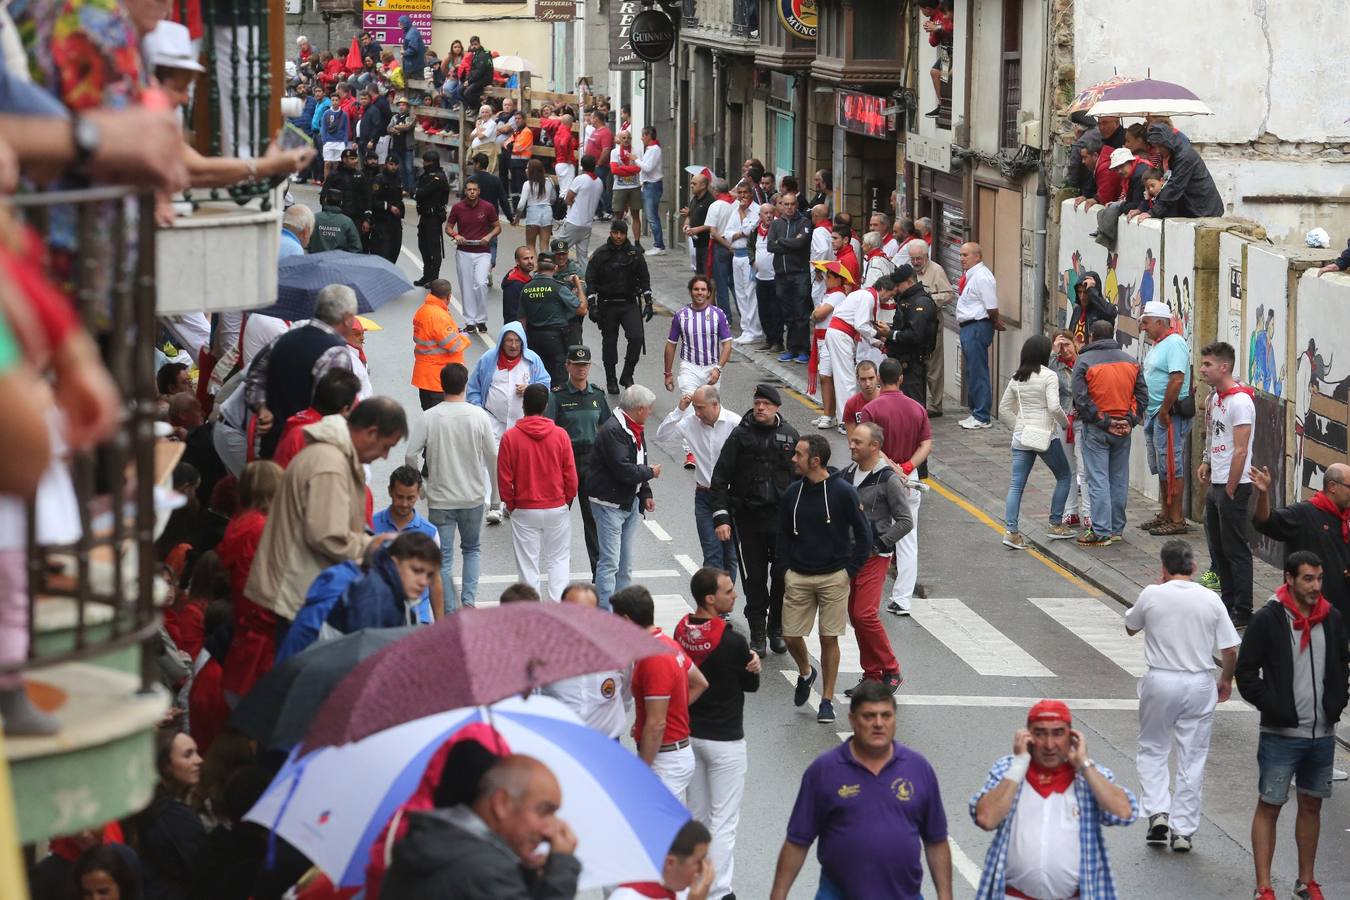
[245,695,690,891]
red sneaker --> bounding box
[684,452,696,470]
[1294,880,1325,900]
[1253,888,1276,900]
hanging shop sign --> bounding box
[609,0,644,71]
[836,89,889,139]
[776,0,818,40]
[535,0,576,22]
[361,0,431,47]
[630,9,676,63]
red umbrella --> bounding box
[300,603,671,754]
[345,36,363,72]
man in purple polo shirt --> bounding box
[770,680,954,900]
[664,274,732,469]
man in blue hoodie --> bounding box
[327,531,441,633]
[778,433,870,724]
[399,16,426,80]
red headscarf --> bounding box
[1275,584,1332,652]
[1025,699,1076,797]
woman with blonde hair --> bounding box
[216,461,283,703]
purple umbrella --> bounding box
[300,603,671,754]
[1087,78,1211,118]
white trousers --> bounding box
[731,256,763,343]
[822,330,858,404]
[688,737,747,897]
[651,744,695,803]
[212,421,247,478]
[1136,668,1217,836]
[555,162,576,185]
[509,506,571,601]
[455,250,491,326]
[889,473,922,609]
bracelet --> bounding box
[1003,753,1031,784]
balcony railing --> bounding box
[7,187,163,693]
[682,0,759,44]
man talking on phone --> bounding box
[970,700,1138,899]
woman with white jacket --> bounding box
[999,334,1077,549]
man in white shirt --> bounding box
[404,361,500,610]
[808,204,835,311]
[821,282,881,406]
[871,211,898,259]
[1125,539,1239,852]
[955,242,1002,429]
[721,180,762,345]
[639,125,666,255]
[560,154,604,267]
[702,178,737,321]
[655,385,741,580]
[1197,340,1256,627]
[752,203,780,352]
[540,582,630,736]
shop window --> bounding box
[855,4,900,59]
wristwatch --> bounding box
[1079,758,1097,774]
[72,114,102,166]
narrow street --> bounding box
[316,189,1350,898]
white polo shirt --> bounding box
[955,261,998,324]
[1124,579,1241,672]
[1005,781,1081,900]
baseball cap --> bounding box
[1027,699,1072,727]
[1141,300,1172,319]
[566,346,593,363]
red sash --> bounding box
[808,327,827,394]
[828,318,860,341]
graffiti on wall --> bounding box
[1219,232,1247,353]
[1245,245,1288,399]
[1293,273,1350,500]
[1250,393,1287,566]
[1161,219,1197,349]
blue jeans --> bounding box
[1080,426,1132,536]
[712,244,734,322]
[1257,733,1335,804]
[597,163,613,216]
[592,498,641,610]
[694,490,737,585]
[1005,440,1072,531]
[1143,412,1192,479]
[959,319,995,422]
[399,147,415,194]
[428,506,484,611]
[642,181,665,249]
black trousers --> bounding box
[737,523,784,636]
[776,273,811,354]
[756,278,780,346]
[693,238,711,275]
[575,456,599,578]
[417,215,444,282]
[370,217,402,263]
[526,326,568,385]
[900,358,928,409]
[418,389,442,411]
[598,302,643,385]
[1205,483,1254,615]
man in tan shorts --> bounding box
[778,433,871,724]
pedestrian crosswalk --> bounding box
[1029,596,1148,676]
[908,599,1056,677]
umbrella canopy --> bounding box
[492,54,536,73]
[1087,78,1211,118]
[256,251,415,319]
[246,695,691,891]
[1066,76,1139,114]
[301,603,671,753]
[229,627,416,752]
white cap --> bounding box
[1141,300,1172,319]
[1108,147,1135,169]
[143,21,205,73]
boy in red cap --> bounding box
[969,699,1138,900]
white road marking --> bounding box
[887,694,1256,713]
[948,838,983,889]
[400,244,493,348]
[779,670,824,713]
[651,593,695,635]
[909,599,1056,677]
[400,245,422,269]
[1029,597,1148,676]
[455,569,681,587]
[673,554,700,575]
[643,519,673,542]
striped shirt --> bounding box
[668,303,731,366]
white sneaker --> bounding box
[957,416,980,429]
[836,423,847,435]
[816,416,837,429]
[644,247,666,256]
[485,509,502,525]
[1333,767,1348,782]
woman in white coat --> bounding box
[999,334,1078,549]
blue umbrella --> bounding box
[245,694,690,891]
[257,250,414,319]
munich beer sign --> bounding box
[836,89,889,139]
[776,0,817,40]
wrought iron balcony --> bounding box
[681,0,760,51]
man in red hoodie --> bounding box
[498,383,578,600]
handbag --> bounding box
[1171,364,1196,419]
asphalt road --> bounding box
[295,184,1350,899]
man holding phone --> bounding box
[971,700,1138,899]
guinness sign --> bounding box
[776,0,817,40]
[630,8,676,63]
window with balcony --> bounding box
[1000,0,1022,149]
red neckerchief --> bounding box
[1214,382,1255,404]
[717,192,733,203]
[1308,491,1350,543]
[1026,760,1076,798]
[496,351,522,371]
[1276,584,1332,652]
[623,411,645,448]
[757,221,771,237]
[814,223,832,235]
[673,614,726,667]
[865,248,887,260]
[348,340,367,366]
[617,885,675,899]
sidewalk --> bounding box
[639,248,1283,610]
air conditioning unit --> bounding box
[1021,119,1041,148]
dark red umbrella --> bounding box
[300,603,670,754]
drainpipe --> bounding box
[1032,164,1048,335]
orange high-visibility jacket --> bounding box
[411,293,471,391]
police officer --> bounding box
[326,148,371,241]
[521,256,583,384]
[413,150,451,286]
[367,153,405,263]
[547,345,611,578]
[882,266,939,410]
[550,238,587,349]
[584,219,653,395]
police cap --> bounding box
[566,346,593,363]
[550,239,570,255]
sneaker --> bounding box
[485,508,502,525]
[1062,514,1081,527]
[793,353,810,364]
[793,666,818,707]
[816,416,837,429]
[777,350,796,362]
[1230,608,1253,629]
[1170,832,1192,853]
[1046,523,1077,539]
[1196,569,1222,590]
[886,601,911,617]
[1077,531,1112,547]
[843,676,869,698]
[1108,533,1124,545]
[1146,813,1169,845]
[817,698,836,723]
[836,423,847,435]
[1002,530,1029,550]
[1333,767,1348,782]
[1252,889,1276,900]
[883,672,904,694]
[924,106,940,117]
[644,246,666,256]
[1293,880,1325,900]
[957,416,980,428]
[684,452,696,470]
